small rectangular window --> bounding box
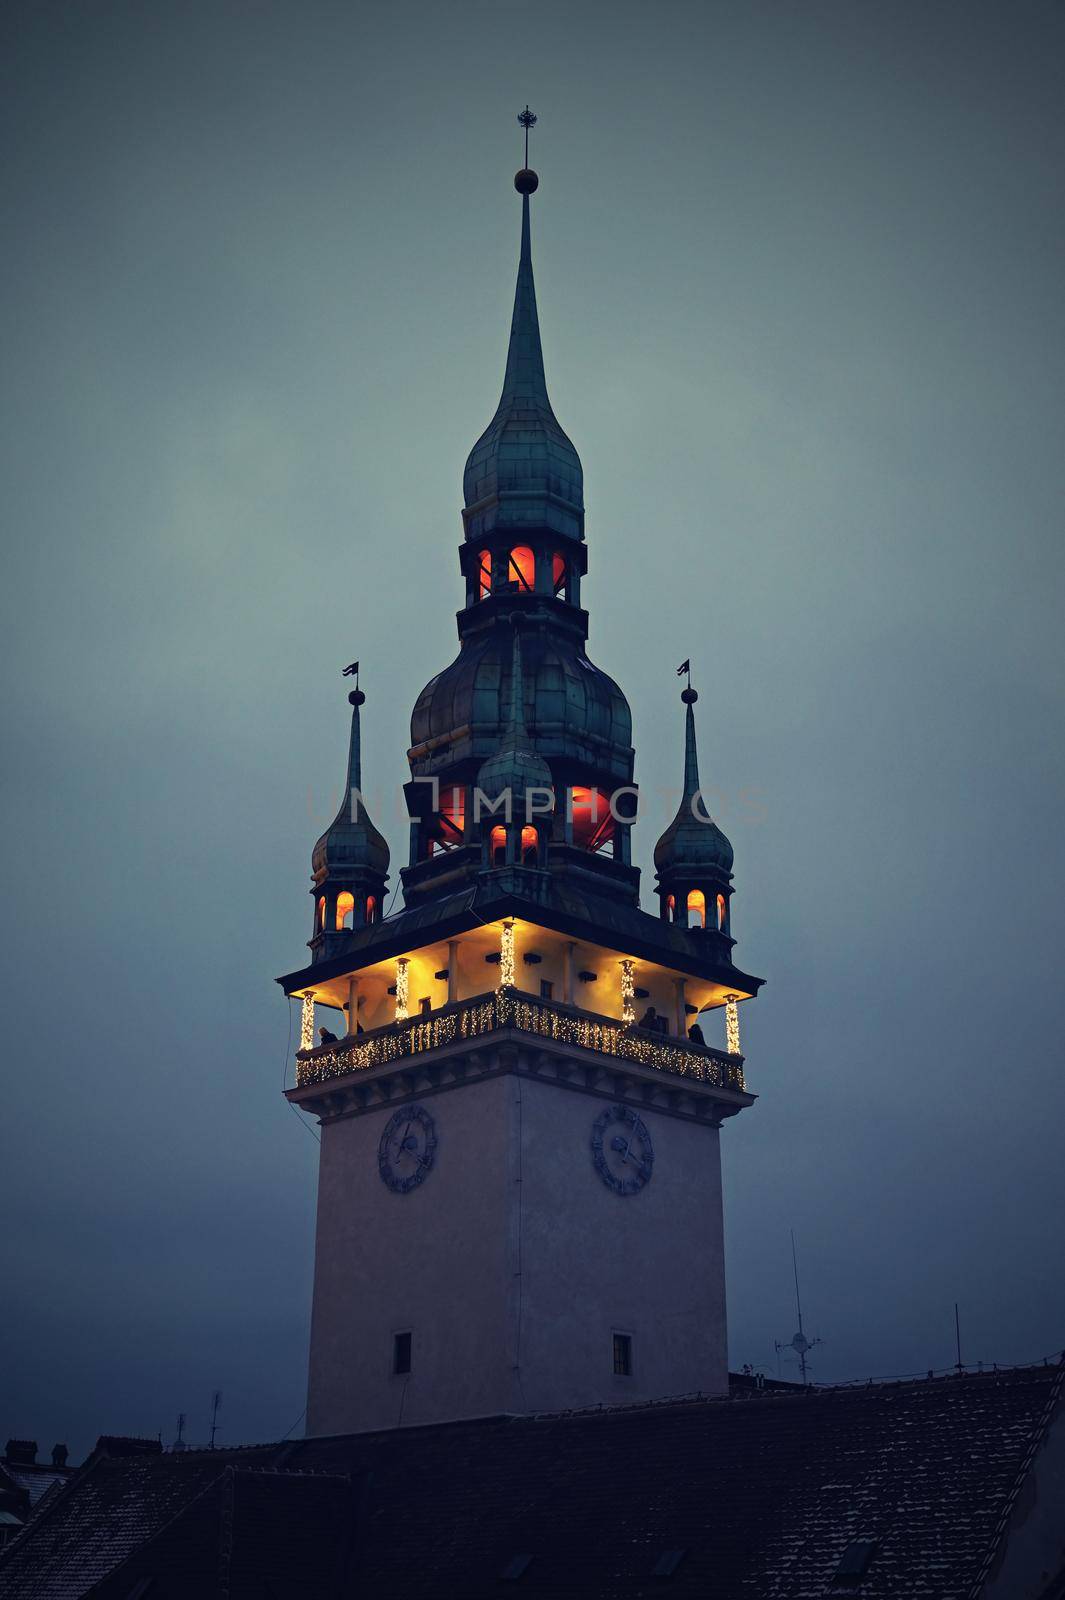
[613,1332,633,1377]
[540,979,553,1000]
[419,997,432,1017]
[393,1331,412,1375]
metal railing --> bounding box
[294,988,745,1093]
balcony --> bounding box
[294,987,745,1094]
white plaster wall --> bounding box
[306,1076,513,1435]
[306,1067,729,1436]
[511,1076,728,1411]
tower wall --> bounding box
[305,1060,729,1436]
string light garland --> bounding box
[725,995,741,1057]
[300,992,316,1051]
[295,989,745,1093]
[395,958,409,1022]
[499,921,515,989]
[620,959,636,1026]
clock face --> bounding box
[591,1104,654,1196]
[378,1104,438,1194]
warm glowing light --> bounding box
[521,824,538,864]
[552,552,567,594]
[499,921,515,989]
[490,824,507,866]
[295,990,745,1095]
[725,995,741,1056]
[317,896,326,932]
[717,893,726,931]
[300,992,316,1051]
[570,788,616,852]
[667,893,676,921]
[620,959,636,1026]
[479,549,492,599]
[336,891,354,931]
[366,894,377,923]
[688,889,706,928]
[509,544,535,590]
[395,958,409,1022]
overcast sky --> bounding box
[2,0,1063,1458]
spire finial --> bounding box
[515,105,539,194]
[518,104,537,166]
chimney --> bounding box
[51,1444,69,1469]
[4,1440,38,1466]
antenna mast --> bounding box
[774,1230,824,1385]
[209,1390,222,1449]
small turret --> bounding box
[654,683,734,940]
[310,684,389,958]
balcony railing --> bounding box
[294,988,745,1093]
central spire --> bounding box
[462,154,584,543]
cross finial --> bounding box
[517,104,537,167]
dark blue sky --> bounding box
[2,0,1063,1457]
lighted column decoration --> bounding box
[673,977,687,1038]
[620,959,636,1026]
[300,991,316,1051]
[395,958,409,1022]
[725,995,741,1056]
[499,921,515,989]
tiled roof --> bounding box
[1,1365,1060,1600]
[3,1468,72,1510]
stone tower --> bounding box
[279,158,764,1436]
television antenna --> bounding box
[774,1230,823,1385]
[172,1412,187,1453]
[208,1390,222,1449]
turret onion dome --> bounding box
[312,688,391,882]
[653,688,734,878]
[462,171,584,544]
[475,623,553,805]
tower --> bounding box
[280,147,764,1435]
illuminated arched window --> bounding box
[478,548,492,599]
[716,893,726,931]
[490,825,507,867]
[508,545,535,591]
[366,895,377,924]
[552,553,567,595]
[336,891,354,931]
[317,896,326,931]
[521,824,538,866]
[687,889,706,929]
[667,893,676,922]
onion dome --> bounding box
[476,623,554,804]
[654,688,733,881]
[462,171,584,544]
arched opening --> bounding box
[478,548,492,600]
[508,545,535,591]
[365,894,378,924]
[521,824,538,866]
[667,893,676,923]
[317,896,326,931]
[571,787,616,853]
[687,889,706,929]
[490,825,507,867]
[552,553,567,596]
[336,891,354,931]
[716,892,726,931]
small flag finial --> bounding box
[517,104,537,163]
